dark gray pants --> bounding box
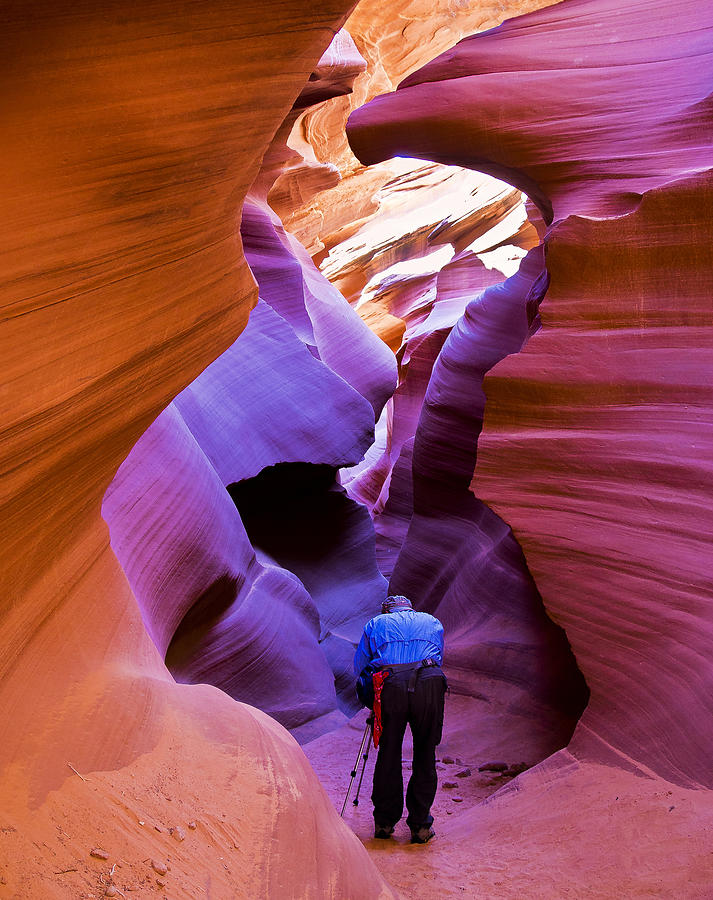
[372,666,447,831]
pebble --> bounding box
[188,821,197,830]
[156,878,167,887]
[451,796,464,803]
[151,860,168,876]
[478,762,508,772]
[90,849,109,860]
[442,755,455,764]
[442,781,458,789]
[104,887,118,897]
[455,768,472,778]
[171,826,186,842]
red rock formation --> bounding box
[346,0,713,891]
[0,4,394,896]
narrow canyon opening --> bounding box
[96,0,594,890]
[102,150,590,789]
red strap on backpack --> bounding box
[371,670,390,748]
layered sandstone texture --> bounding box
[103,49,398,734]
[272,0,559,258]
[347,0,713,893]
[0,4,394,897]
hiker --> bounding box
[354,594,447,844]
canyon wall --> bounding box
[274,0,559,258]
[102,40,398,737]
[347,0,713,892]
[0,4,394,897]
[4,0,713,895]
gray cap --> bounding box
[381,595,413,614]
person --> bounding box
[353,594,447,844]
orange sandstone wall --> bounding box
[0,3,392,897]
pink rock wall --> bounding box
[344,0,713,890]
[479,171,713,787]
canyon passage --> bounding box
[2,0,713,898]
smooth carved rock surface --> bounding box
[241,197,396,416]
[478,172,713,787]
[350,0,713,221]
[346,0,713,892]
[0,4,393,897]
[103,402,343,734]
[383,248,588,751]
[103,299,387,736]
[103,33,396,737]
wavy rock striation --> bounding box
[103,33,398,739]
[0,4,394,897]
[346,0,713,892]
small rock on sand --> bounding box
[442,781,457,789]
[451,796,464,803]
[151,860,168,876]
[188,821,197,830]
[170,826,186,842]
[90,848,109,860]
[455,768,471,778]
[442,756,455,764]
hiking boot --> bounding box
[374,824,395,839]
[410,826,436,844]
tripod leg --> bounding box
[353,721,373,807]
[340,720,371,816]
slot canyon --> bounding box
[1,0,712,896]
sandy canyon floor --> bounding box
[305,695,713,900]
[305,693,544,899]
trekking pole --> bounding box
[340,718,372,817]
[352,716,374,808]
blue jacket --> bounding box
[353,609,444,677]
